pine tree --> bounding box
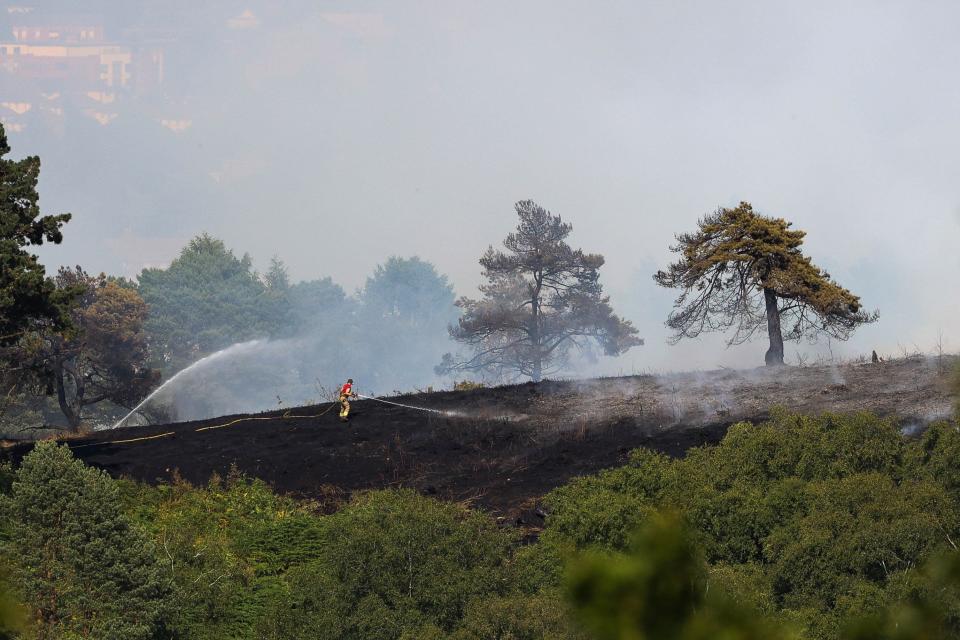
[3,442,169,639]
[137,234,274,370]
[441,200,641,382]
[0,123,73,346]
[654,202,877,365]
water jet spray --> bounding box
[113,340,265,429]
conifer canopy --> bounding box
[441,200,641,381]
[654,202,877,365]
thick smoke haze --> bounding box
[12,0,960,383]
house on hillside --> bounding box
[0,9,165,132]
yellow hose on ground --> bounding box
[66,401,340,449]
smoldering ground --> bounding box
[543,354,956,436]
[22,353,954,521]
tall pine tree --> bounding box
[441,200,640,382]
[2,442,169,639]
[654,202,877,365]
[0,123,73,346]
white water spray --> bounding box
[113,340,265,429]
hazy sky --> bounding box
[20,0,960,374]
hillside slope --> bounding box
[3,356,954,523]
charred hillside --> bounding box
[3,356,955,521]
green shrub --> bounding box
[765,474,956,613]
[128,471,324,640]
[262,489,515,638]
[908,420,960,503]
[1,441,169,640]
[541,411,960,639]
[700,411,904,486]
[567,512,793,640]
[323,489,513,632]
[509,539,567,594]
[451,592,584,640]
[542,448,676,552]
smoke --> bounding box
[11,1,960,382]
[109,251,463,424]
[557,354,954,433]
[139,330,457,424]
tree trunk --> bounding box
[54,364,81,431]
[531,358,542,383]
[763,288,785,366]
[530,275,543,382]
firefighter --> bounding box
[339,378,357,422]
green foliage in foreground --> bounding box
[0,563,24,640]
[115,469,578,640]
[0,442,169,639]
[568,512,794,640]
[2,411,960,639]
[544,411,960,639]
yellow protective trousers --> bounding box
[339,395,351,419]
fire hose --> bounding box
[355,393,446,415]
[67,393,449,451]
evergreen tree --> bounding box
[441,200,641,382]
[20,267,159,430]
[261,256,294,338]
[263,255,291,292]
[137,234,275,371]
[288,276,351,333]
[654,202,877,365]
[0,123,73,346]
[2,442,169,639]
[358,256,458,390]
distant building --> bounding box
[9,17,105,44]
[0,10,166,132]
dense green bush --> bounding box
[543,411,960,639]
[0,442,169,639]
[261,489,515,639]
[908,420,960,503]
[118,468,327,640]
[568,512,793,640]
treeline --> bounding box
[135,235,458,420]
[2,121,462,432]
[3,410,960,639]
[4,121,893,434]
[1,233,458,432]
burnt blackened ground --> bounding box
[3,356,955,524]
